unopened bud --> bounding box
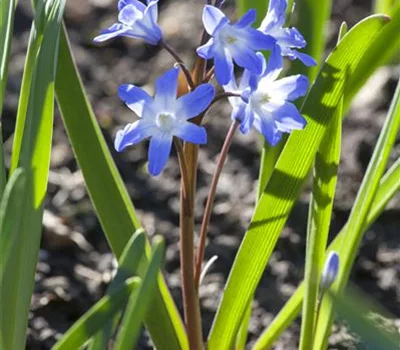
[320,251,339,291]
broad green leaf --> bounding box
[55,26,188,350]
[374,0,398,14]
[292,0,332,82]
[252,156,400,349]
[344,3,400,110]
[314,77,400,350]
[328,286,399,349]
[207,15,389,350]
[299,96,342,350]
[89,229,146,349]
[114,237,165,350]
[52,277,141,350]
[0,1,65,349]
[257,6,399,218]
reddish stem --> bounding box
[194,120,239,289]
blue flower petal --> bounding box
[246,28,275,51]
[174,122,207,144]
[118,0,146,12]
[197,38,215,59]
[231,45,263,74]
[270,74,309,101]
[214,48,233,85]
[114,121,154,151]
[145,0,159,24]
[154,66,179,110]
[239,105,255,134]
[234,9,257,28]
[260,116,283,146]
[176,84,215,119]
[277,27,306,49]
[93,23,128,42]
[118,84,153,116]
[262,45,283,81]
[148,133,173,176]
[272,101,307,132]
[118,4,143,25]
[260,0,287,32]
[203,5,228,35]
[292,50,317,67]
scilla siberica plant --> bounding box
[95,0,316,348]
[2,0,399,348]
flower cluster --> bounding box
[95,0,315,175]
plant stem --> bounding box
[179,142,203,350]
[161,41,195,90]
[174,138,192,215]
[194,120,239,289]
[209,92,242,108]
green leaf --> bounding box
[374,0,398,14]
[207,15,389,350]
[114,236,165,350]
[0,134,6,198]
[0,1,66,349]
[52,277,141,350]
[10,22,42,174]
[299,96,342,350]
[252,156,400,349]
[0,0,16,112]
[55,26,188,350]
[0,0,17,195]
[328,286,400,350]
[344,3,400,111]
[314,77,400,349]
[0,168,26,286]
[89,229,146,349]
[291,0,333,82]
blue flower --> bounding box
[259,0,316,67]
[197,5,275,85]
[94,0,162,45]
[115,67,215,176]
[320,251,339,291]
[224,51,308,146]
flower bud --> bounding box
[320,251,339,291]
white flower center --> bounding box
[250,92,271,110]
[156,113,175,132]
[218,25,240,46]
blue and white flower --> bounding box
[197,5,275,85]
[224,51,308,146]
[94,0,162,45]
[115,66,215,176]
[259,0,316,67]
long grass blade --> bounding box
[52,277,141,350]
[0,0,16,113]
[292,0,333,82]
[313,77,400,350]
[207,15,389,350]
[252,156,400,349]
[299,96,342,350]
[114,236,165,350]
[89,229,146,349]
[0,1,66,348]
[55,26,188,350]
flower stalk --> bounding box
[194,120,239,289]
